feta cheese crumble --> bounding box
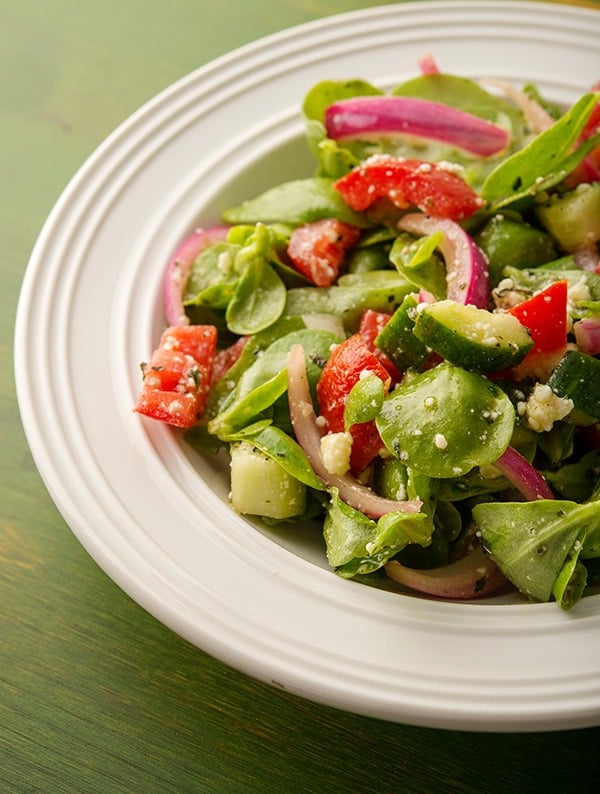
[522,383,574,432]
[320,431,353,476]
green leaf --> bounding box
[474,499,600,604]
[344,374,385,430]
[376,362,515,478]
[302,79,383,123]
[222,177,370,227]
[542,450,600,502]
[323,489,430,576]
[481,93,600,208]
[226,257,286,335]
[389,231,447,299]
[183,241,239,307]
[208,329,341,438]
[208,369,289,438]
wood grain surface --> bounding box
[2,1,599,791]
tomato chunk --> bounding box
[506,280,568,381]
[211,336,249,383]
[509,280,568,353]
[317,334,391,474]
[334,155,484,221]
[287,218,361,286]
[135,324,217,428]
[357,309,403,382]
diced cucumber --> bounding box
[535,182,600,252]
[284,276,413,332]
[375,293,431,371]
[230,441,306,519]
[547,350,600,423]
[475,214,557,286]
[413,300,533,373]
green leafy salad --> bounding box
[135,59,600,610]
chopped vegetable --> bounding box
[324,96,510,156]
[334,155,485,221]
[135,325,217,428]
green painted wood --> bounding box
[2,1,600,791]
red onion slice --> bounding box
[398,212,490,308]
[574,245,600,273]
[574,316,600,355]
[287,344,422,519]
[324,96,510,157]
[482,79,554,135]
[163,226,229,326]
[418,54,440,76]
[384,542,507,599]
[493,445,554,501]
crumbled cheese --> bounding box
[167,400,184,415]
[320,431,353,476]
[161,335,179,351]
[437,160,465,176]
[434,433,448,450]
[217,250,233,274]
[523,383,574,432]
[568,278,592,313]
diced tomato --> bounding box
[135,324,217,428]
[509,280,568,353]
[287,218,361,286]
[506,281,568,381]
[135,389,200,429]
[316,334,391,474]
[357,309,403,382]
[334,156,485,221]
[212,336,249,383]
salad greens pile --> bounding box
[137,64,600,610]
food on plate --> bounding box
[135,59,600,610]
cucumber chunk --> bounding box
[230,441,306,519]
[535,182,600,253]
[547,350,600,423]
[475,215,557,286]
[375,293,431,371]
[413,300,533,373]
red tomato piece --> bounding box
[357,309,403,382]
[287,218,361,286]
[135,324,217,427]
[141,348,199,392]
[509,280,568,353]
[212,336,249,383]
[135,389,199,429]
[334,155,485,221]
[317,334,391,474]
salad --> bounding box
[135,58,600,610]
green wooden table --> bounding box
[2,1,600,790]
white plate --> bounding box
[15,1,600,732]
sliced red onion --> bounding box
[163,226,229,326]
[573,245,600,272]
[324,96,510,157]
[574,316,600,355]
[287,344,422,519]
[398,212,490,308]
[482,79,554,134]
[384,542,507,599]
[418,54,440,75]
[493,445,554,501]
